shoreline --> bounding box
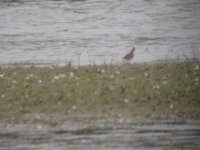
[1,112,200,132]
[0,57,196,68]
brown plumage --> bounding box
[123,47,135,61]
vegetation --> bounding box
[0,60,200,125]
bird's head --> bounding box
[131,47,135,52]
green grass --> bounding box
[0,61,200,124]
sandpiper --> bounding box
[123,47,135,61]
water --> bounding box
[0,123,200,150]
[0,0,200,65]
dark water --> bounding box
[0,0,200,65]
[0,123,200,150]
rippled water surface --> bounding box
[1,123,200,150]
[0,0,200,65]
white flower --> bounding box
[115,70,120,75]
[29,74,34,77]
[124,99,129,104]
[72,105,77,110]
[144,72,149,77]
[12,80,17,84]
[26,74,34,80]
[162,81,168,85]
[97,68,105,74]
[69,72,75,78]
[52,74,66,81]
[1,94,5,98]
[194,65,199,70]
[153,85,160,90]
[194,78,199,82]
[0,74,4,78]
[109,86,115,91]
[37,125,43,130]
[110,74,114,78]
[101,69,105,73]
[53,75,60,80]
[38,80,42,84]
[118,118,124,123]
[57,101,62,105]
[59,74,66,78]
[81,139,87,143]
[26,76,30,80]
[94,90,99,95]
[118,113,122,117]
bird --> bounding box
[123,47,135,61]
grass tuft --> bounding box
[0,60,200,124]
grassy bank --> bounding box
[0,61,200,125]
